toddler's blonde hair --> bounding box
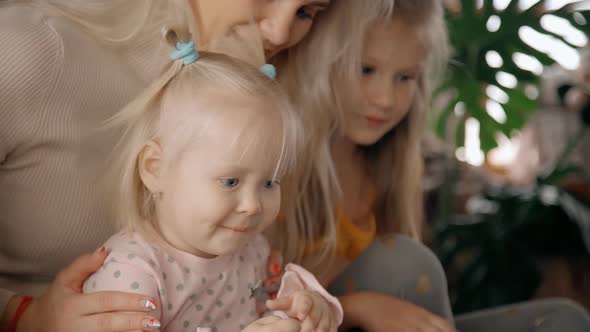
[105,29,302,235]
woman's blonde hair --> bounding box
[274,0,450,275]
[11,0,195,80]
[104,30,302,236]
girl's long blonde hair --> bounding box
[103,27,303,236]
[274,0,450,275]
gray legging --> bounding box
[328,234,590,332]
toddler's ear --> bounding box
[139,141,163,193]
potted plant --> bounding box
[431,0,590,313]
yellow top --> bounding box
[335,212,377,260]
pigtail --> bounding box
[102,26,189,233]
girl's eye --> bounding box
[362,65,375,76]
[264,180,279,189]
[296,6,314,20]
[220,178,239,188]
[399,74,417,82]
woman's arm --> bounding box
[338,291,456,332]
[337,293,363,331]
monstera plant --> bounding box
[435,0,590,151]
[431,0,590,314]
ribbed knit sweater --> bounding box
[0,3,167,314]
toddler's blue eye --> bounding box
[220,178,239,188]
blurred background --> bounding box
[425,0,590,315]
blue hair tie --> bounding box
[171,41,275,79]
[170,41,200,65]
[259,64,277,79]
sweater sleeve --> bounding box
[0,5,62,164]
[0,4,62,316]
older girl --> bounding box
[276,0,590,331]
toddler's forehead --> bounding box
[176,123,285,177]
[161,88,277,131]
[159,94,284,161]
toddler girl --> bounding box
[83,29,342,332]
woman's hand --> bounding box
[241,316,301,332]
[340,291,456,332]
[15,249,160,332]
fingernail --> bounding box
[142,318,161,329]
[141,299,157,310]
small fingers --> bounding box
[291,293,313,321]
[330,317,339,332]
[300,317,315,332]
[309,301,324,327]
[315,309,332,332]
[272,317,302,332]
[253,315,283,326]
[266,296,293,311]
[326,319,338,332]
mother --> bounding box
[0,0,330,331]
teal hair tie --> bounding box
[170,41,200,65]
[259,64,277,79]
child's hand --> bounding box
[266,290,337,332]
[241,315,301,332]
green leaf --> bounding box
[435,1,589,151]
[504,86,537,113]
